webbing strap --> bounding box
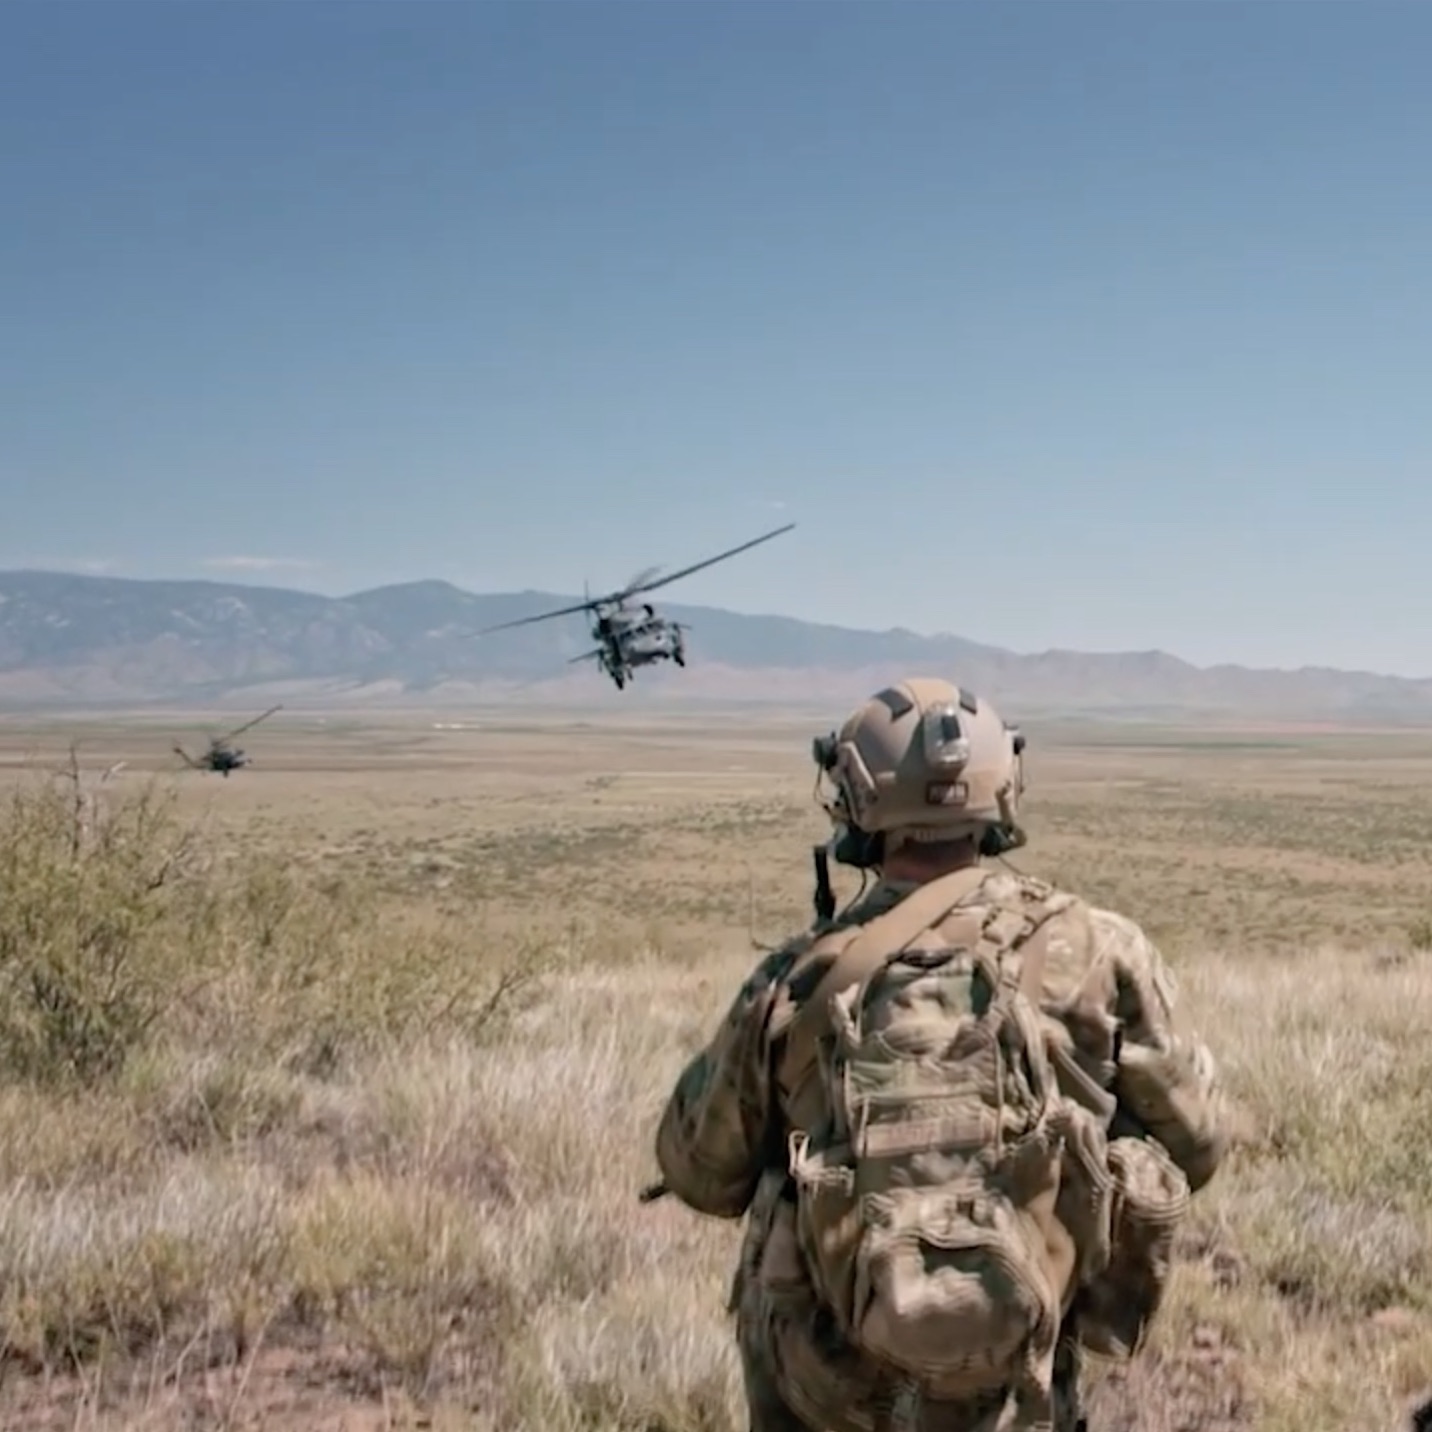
[777,866,993,1114]
[782,867,989,1052]
[1008,903,1054,1001]
[778,873,1068,1132]
[857,1108,995,1158]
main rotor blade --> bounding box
[217,704,282,743]
[623,522,795,599]
[568,648,603,664]
[471,521,794,635]
[472,598,601,636]
[617,565,664,598]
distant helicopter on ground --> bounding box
[172,705,282,776]
[475,522,795,690]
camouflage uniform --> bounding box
[651,680,1226,1432]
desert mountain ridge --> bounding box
[0,567,1429,722]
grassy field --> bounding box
[0,706,1429,1430]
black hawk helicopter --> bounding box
[172,704,282,776]
[475,522,795,690]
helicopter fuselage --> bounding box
[590,603,685,686]
[173,705,279,776]
[474,520,792,692]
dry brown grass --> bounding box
[0,707,1429,1429]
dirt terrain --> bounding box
[0,706,1429,1429]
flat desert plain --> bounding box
[0,707,1429,1430]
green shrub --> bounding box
[0,761,196,1085]
[0,757,545,1091]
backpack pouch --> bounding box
[789,944,1071,1406]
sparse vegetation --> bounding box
[0,713,1428,1429]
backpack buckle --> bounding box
[901,945,967,971]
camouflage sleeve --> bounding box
[653,948,792,1219]
[1089,908,1228,1193]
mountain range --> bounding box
[1,567,1429,722]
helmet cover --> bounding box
[812,678,1026,860]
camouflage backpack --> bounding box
[784,866,1115,1429]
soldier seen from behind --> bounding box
[652,678,1228,1431]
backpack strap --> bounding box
[776,864,994,1126]
[981,893,1119,1126]
[1005,901,1055,1000]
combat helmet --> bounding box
[811,677,1027,872]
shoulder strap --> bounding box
[776,864,994,1116]
[962,878,1066,1002]
[796,865,992,1031]
[1014,911,1054,999]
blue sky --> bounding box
[2,1,1429,674]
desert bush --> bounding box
[0,760,571,1403]
[0,761,197,1085]
[0,761,549,1091]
